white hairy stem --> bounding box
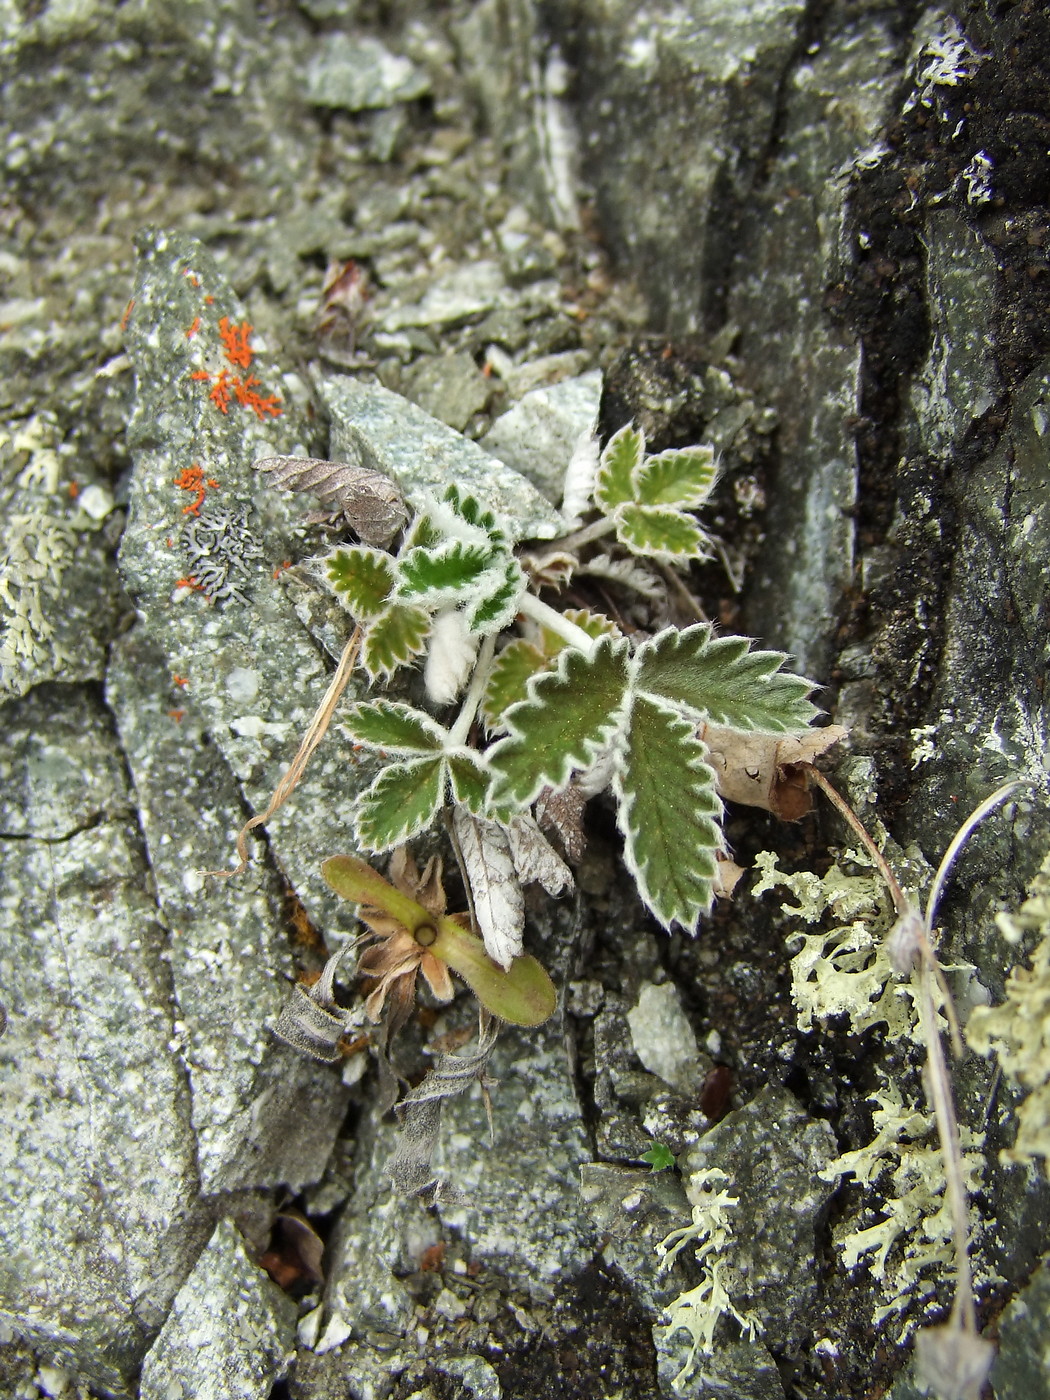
[445,632,497,748]
[517,591,600,655]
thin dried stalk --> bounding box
[206,627,362,878]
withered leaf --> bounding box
[388,1019,500,1203]
[702,723,848,820]
[256,443,408,547]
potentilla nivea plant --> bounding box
[314,424,821,981]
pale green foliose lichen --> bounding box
[966,848,1050,1175]
[655,1168,762,1386]
[751,846,925,1037]
[819,1079,986,1335]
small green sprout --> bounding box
[641,1142,677,1172]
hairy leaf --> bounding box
[538,607,619,655]
[424,608,479,705]
[633,624,819,732]
[362,603,431,679]
[482,638,547,728]
[354,755,446,851]
[327,546,395,619]
[451,807,523,968]
[487,635,631,811]
[443,483,503,540]
[342,700,446,754]
[634,445,717,508]
[396,540,497,603]
[447,751,490,813]
[401,511,442,551]
[580,552,664,599]
[614,695,722,933]
[615,503,710,561]
[595,424,644,511]
[467,556,526,634]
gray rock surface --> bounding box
[675,1085,838,1349]
[481,369,601,505]
[138,1218,297,1400]
[2,3,1048,1398]
[990,1251,1050,1400]
[0,685,211,1394]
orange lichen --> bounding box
[232,373,282,419]
[272,559,292,579]
[184,271,200,288]
[174,576,206,593]
[168,708,187,723]
[120,299,135,332]
[172,674,189,689]
[218,316,255,370]
[173,463,220,516]
[68,481,80,499]
[185,317,201,339]
[189,370,211,382]
[209,369,233,414]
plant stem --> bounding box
[539,514,618,558]
[517,591,600,654]
[446,633,497,748]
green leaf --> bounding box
[396,540,497,602]
[467,556,526,633]
[615,503,710,561]
[641,1142,677,1171]
[634,445,717,508]
[444,483,503,540]
[595,424,644,512]
[482,639,547,728]
[354,755,446,851]
[429,916,556,1026]
[326,546,395,619]
[400,511,442,551]
[614,694,722,934]
[538,607,619,656]
[362,603,431,680]
[342,700,446,754]
[487,635,631,810]
[633,624,819,732]
[447,752,490,812]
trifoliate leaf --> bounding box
[326,546,395,619]
[396,540,497,603]
[614,694,722,934]
[467,556,526,633]
[633,624,819,733]
[595,424,644,511]
[482,639,547,728]
[354,755,446,851]
[633,445,717,508]
[447,751,490,813]
[615,503,710,561]
[362,603,431,680]
[451,807,524,968]
[487,635,631,811]
[342,700,446,754]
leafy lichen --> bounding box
[655,1168,762,1383]
[819,1079,986,1332]
[966,848,1050,1174]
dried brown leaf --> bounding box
[702,723,848,819]
[256,446,408,547]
